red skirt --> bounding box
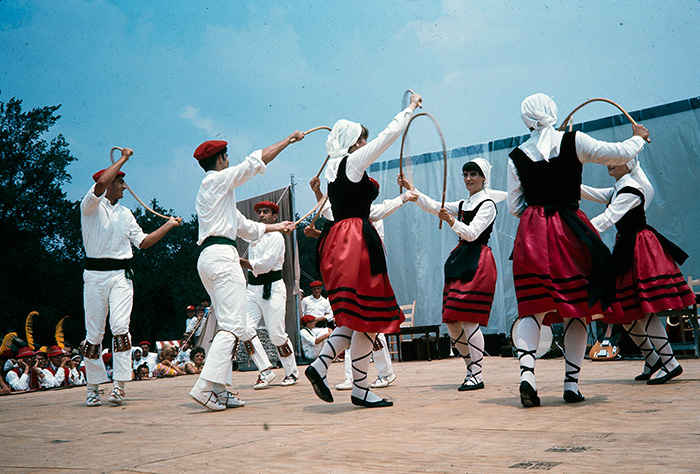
[443,245,496,325]
[513,205,607,325]
[605,229,695,324]
[319,218,404,333]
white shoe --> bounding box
[335,378,353,390]
[216,391,245,408]
[189,387,226,411]
[86,388,101,407]
[253,370,276,390]
[107,387,125,405]
[370,373,397,388]
[280,372,299,386]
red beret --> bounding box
[194,140,227,161]
[102,352,112,364]
[17,347,35,358]
[186,305,195,311]
[369,177,380,190]
[48,345,64,358]
[310,280,323,287]
[139,341,150,347]
[92,169,125,182]
[254,200,279,214]
[301,315,315,325]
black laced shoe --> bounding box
[519,381,540,408]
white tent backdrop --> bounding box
[369,96,700,335]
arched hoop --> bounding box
[110,147,172,220]
[288,126,333,178]
[399,112,448,229]
[558,98,651,143]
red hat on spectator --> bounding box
[369,177,380,189]
[310,280,323,287]
[17,347,34,358]
[139,341,150,347]
[35,346,48,355]
[186,305,196,311]
[254,200,279,214]
[194,140,227,161]
[48,345,64,358]
[301,315,315,325]
[102,352,112,364]
[92,169,125,182]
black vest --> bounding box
[444,199,495,282]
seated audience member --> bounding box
[135,363,151,380]
[155,344,186,377]
[184,305,197,333]
[138,341,158,373]
[300,315,332,360]
[175,334,193,366]
[132,347,144,373]
[6,347,55,391]
[0,350,12,395]
[70,354,86,385]
[193,306,207,339]
[184,346,205,374]
[47,345,81,387]
[301,281,334,327]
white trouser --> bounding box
[344,333,393,380]
[83,269,133,384]
[196,245,252,385]
[246,280,297,376]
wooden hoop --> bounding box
[399,112,448,229]
[558,98,651,143]
[289,125,331,143]
[110,147,172,220]
[309,194,329,227]
[294,194,327,226]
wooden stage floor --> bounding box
[1,355,699,473]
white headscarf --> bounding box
[626,157,654,209]
[520,93,559,161]
[326,119,362,159]
[468,157,507,203]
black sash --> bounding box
[613,225,689,275]
[544,202,616,310]
[200,235,238,250]
[248,270,283,300]
[84,257,134,280]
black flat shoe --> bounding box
[647,365,683,385]
[634,359,663,381]
[563,390,585,403]
[519,381,540,408]
[458,380,484,391]
[304,366,333,403]
[351,395,393,408]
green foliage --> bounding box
[294,212,327,295]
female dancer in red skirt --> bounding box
[304,92,422,408]
[581,159,693,384]
[399,159,506,391]
[508,93,650,407]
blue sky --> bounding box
[2,0,699,219]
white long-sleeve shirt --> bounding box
[415,189,497,242]
[301,295,334,321]
[245,231,285,276]
[507,131,645,217]
[580,174,643,234]
[196,150,267,245]
[325,107,414,183]
[80,184,147,259]
[6,368,54,391]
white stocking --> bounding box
[563,317,587,393]
[623,315,661,375]
[350,331,383,403]
[515,313,545,390]
[447,322,472,379]
[645,313,679,377]
[310,326,353,388]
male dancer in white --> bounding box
[189,135,301,411]
[306,176,417,390]
[81,148,181,406]
[240,200,299,389]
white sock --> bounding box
[645,313,679,376]
[464,322,484,384]
[310,326,352,387]
[114,380,125,390]
[624,318,660,373]
[515,313,545,390]
[562,317,587,393]
[447,323,472,379]
[350,332,383,403]
[87,383,98,391]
